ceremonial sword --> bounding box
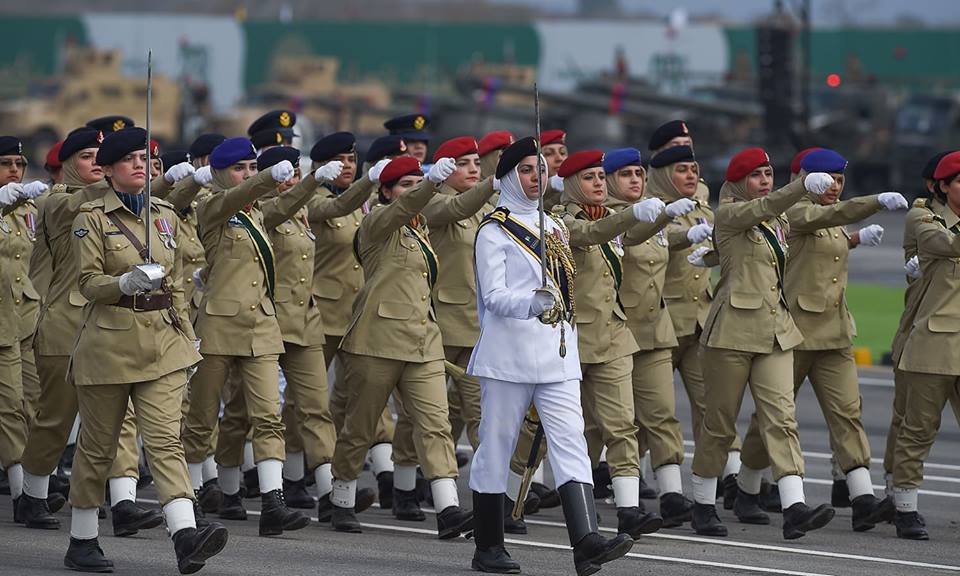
[137,49,166,290]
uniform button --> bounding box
[648,260,655,265]
[186,277,193,283]
[299,300,305,306]
[834,301,840,307]
[693,296,699,301]
[648,306,655,312]
[354,221,360,227]
[421,295,427,301]
[252,281,258,286]
[115,244,122,249]
[14,253,20,259]
[15,230,21,236]
[301,254,308,260]
[770,285,777,291]
[15,298,21,304]
[834,256,840,262]
[254,257,260,262]
[832,277,838,283]
[137,218,143,224]
[834,233,840,238]
[190,257,197,263]
[645,240,650,245]
[336,223,343,228]
[250,305,257,311]
[299,232,305,237]
[353,287,359,293]
[648,282,655,288]
[603,271,610,277]
[817,232,823,237]
[770,260,776,266]
[694,274,701,280]
[421,319,427,325]
[770,308,776,315]
[15,276,21,282]
[422,272,428,278]
[236,234,242,239]
[284,228,290,233]
[299,277,306,283]
[353,264,360,270]
[604,296,611,302]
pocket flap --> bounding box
[69,290,88,307]
[260,298,276,316]
[928,314,960,333]
[274,285,292,303]
[436,286,472,305]
[729,292,763,310]
[96,307,134,330]
[619,291,641,308]
[314,277,343,300]
[796,293,826,313]
[205,299,240,317]
[378,301,414,320]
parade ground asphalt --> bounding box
[2,365,959,576]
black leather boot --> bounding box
[437,504,473,539]
[111,500,164,537]
[503,497,527,534]
[616,506,663,538]
[192,492,210,529]
[592,464,612,499]
[721,474,738,510]
[16,493,60,529]
[531,482,561,509]
[691,502,728,536]
[259,489,309,536]
[0,467,8,495]
[63,537,113,573]
[471,492,520,574]
[782,502,835,540]
[393,488,426,521]
[49,474,71,501]
[282,478,315,509]
[851,494,895,532]
[733,489,770,525]
[196,479,223,514]
[522,490,541,515]
[456,449,472,469]
[559,481,634,576]
[659,492,693,528]
[331,504,362,533]
[895,511,929,540]
[319,488,375,523]
[173,522,229,575]
[137,458,153,489]
[758,480,781,513]
[377,471,394,509]
[242,469,260,499]
[217,491,246,521]
[638,475,657,500]
[831,479,851,508]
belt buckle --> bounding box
[132,294,149,312]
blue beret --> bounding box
[366,135,407,165]
[257,146,300,171]
[649,145,695,169]
[209,137,257,169]
[96,127,147,166]
[247,110,296,136]
[59,128,103,162]
[86,115,135,134]
[188,133,226,160]
[384,114,430,142]
[160,149,189,168]
[310,132,356,162]
[800,149,847,174]
[603,148,642,174]
[648,120,690,151]
[0,136,23,157]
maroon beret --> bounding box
[726,147,771,182]
[557,149,604,178]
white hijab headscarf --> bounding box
[496,154,546,215]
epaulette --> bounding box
[51,183,68,194]
[486,206,508,223]
[78,197,106,212]
[922,213,945,225]
[912,197,929,209]
[151,197,175,210]
[551,204,567,216]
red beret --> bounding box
[478,131,514,157]
[790,147,821,175]
[432,136,478,163]
[726,147,771,182]
[150,139,161,158]
[45,140,64,169]
[541,129,566,146]
[934,151,960,181]
[379,156,422,186]
[557,150,604,178]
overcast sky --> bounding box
[491,0,960,26]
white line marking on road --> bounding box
[859,377,894,388]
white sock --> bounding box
[691,474,717,505]
[219,466,241,495]
[68,415,81,444]
[256,459,283,493]
[777,475,805,509]
[884,472,893,498]
[23,471,49,499]
[241,442,255,472]
[7,464,23,499]
[737,465,763,495]
[723,451,742,478]
[655,464,682,496]
[369,443,394,476]
[163,497,196,535]
[187,463,203,490]
[394,465,417,492]
[830,457,845,481]
[893,486,918,512]
[314,464,333,497]
[612,476,640,508]
[283,452,305,481]
[599,446,608,462]
[430,478,459,511]
[109,477,137,507]
[70,507,99,540]
[845,467,874,499]
[506,471,523,501]
[201,456,218,483]
[761,467,773,481]
[532,462,545,485]
[332,478,356,508]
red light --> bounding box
[826,73,842,88]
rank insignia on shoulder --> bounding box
[912,198,928,209]
[550,205,566,215]
[74,228,89,238]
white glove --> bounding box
[192,339,202,352]
[687,246,712,267]
[492,177,501,191]
[877,192,908,211]
[192,268,206,292]
[686,223,713,244]
[549,174,564,192]
[314,160,343,182]
[119,266,162,295]
[859,224,884,247]
[21,181,48,199]
[632,197,665,223]
[164,162,196,184]
[270,160,295,183]
[368,158,392,184]
[194,166,213,186]
[529,289,556,317]
[803,172,833,195]
[904,255,921,279]
[427,157,456,184]
[665,198,696,218]
[0,183,23,205]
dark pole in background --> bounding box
[800,0,811,138]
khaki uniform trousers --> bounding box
[20,334,40,427]
[632,348,684,470]
[580,355,641,478]
[743,348,869,473]
[692,346,804,480]
[447,381,466,446]
[332,352,456,481]
[892,371,960,488]
[884,368,960,473]
[674,333,742,450]
[181,353,285,465]
[71,371,193,508]
[325,334,394,443]
[0,344,27,468]
[23,354,139,478]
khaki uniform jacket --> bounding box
[784,195,882,350]
[28,192,53,300]
[69,193,200,385]
[307,176,375,338]
[891,199,942,362]
[34,181,111,356]
[159,177,209,309]
[700,178,807,353]
[898,206,960,375]
[3,201,42,340]
[195,170,287,357]
[662,200,715,337]
[423,179,496,348]
[341,180,443,363]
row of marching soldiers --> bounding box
[0,108,954,576]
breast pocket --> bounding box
[95,307,134,330]
[224,229,248,259]
[729,292,763,310]
[378,301,414,320]
[104,235,136,269]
